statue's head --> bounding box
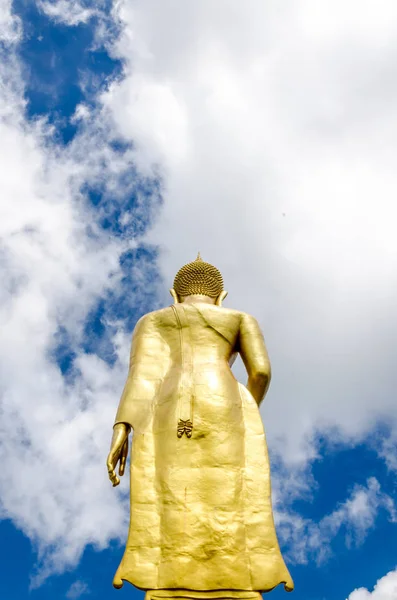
[170,253,228,306]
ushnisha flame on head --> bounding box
[173,253,224,298]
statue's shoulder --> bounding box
[220,306,258,319]
[211,307,261,330]
[208,305,247,319]
[135,306,175,328]
[136,306,256,328]
[197,304,244,326]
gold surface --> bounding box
[145,590,262,600]
[107,258,294,595]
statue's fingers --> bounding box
[106,454,116,474]
[108,466,120,487]
[106,453,120,486]
[119,438,128,476]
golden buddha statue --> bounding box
[107,255,294,599]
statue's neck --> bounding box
[181,294,216,305]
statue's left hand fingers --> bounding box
[108,466,120,487]
[119,438,128,476]
[107,453,120,486]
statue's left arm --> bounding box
[107,313,168,486]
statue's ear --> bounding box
[169,289,180,304]
[215,290,228,306]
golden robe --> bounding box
[113,302,293,593]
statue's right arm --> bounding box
[238,312,271,406]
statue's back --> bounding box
[113,302,293,594]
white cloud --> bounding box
[103,0,397,464]
[376,430,397,473]
[36,1,99,26]
[66,580,90,599]
[0,0,21,43]
[347,569,397,600]
[276,478,396,564]
[0,1,156,584]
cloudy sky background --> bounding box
[0,1,397,599]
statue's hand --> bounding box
[107,423,130,487]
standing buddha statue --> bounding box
[107,254,294,599]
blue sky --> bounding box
[1,2,397,600]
